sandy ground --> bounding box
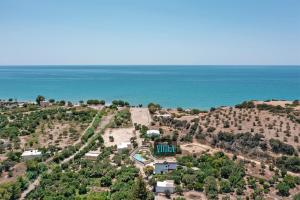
[181,143,211,155]
[103,127,134,147]
[87,105,104,110]
[255,100,300,110]
[155,191,207,200]
[254,100,293,107]
[130,107,152,126]
[184,191,207,200]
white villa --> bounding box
[156,180,175,193]
[21,150,42,160]
[154,159,177,174]
[146,129,160,137]
[117,142,132,153]
[84,151,100,160]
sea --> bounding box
[0,65,299,109]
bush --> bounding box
[220,179,231,193]
[235,101,255,109]
[269,139,295,155]
[276,181,290,196]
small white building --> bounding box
[117,142,132,153]
[155,114,172,118]
[21,150,42,160]
[156,180,175,193]
[84,151,100,160]
[154,159,177,174]
[146,130,160,137]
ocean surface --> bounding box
[0,65,299,109]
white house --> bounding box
[21,150,42,160]
[156,180,175,193]
[117,142,132,153]
[155,114,172,118]
[146,130,160,137]
[154,159,177,174]
[84,151,100,160]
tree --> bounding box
[175,185,183,195]
[148,103,161,114]
[131,176,148,200]
[143,166,154,177]
[204,176,218,199]
[276,182,290,196]
[220,180,231,193]
[221,165,232,179]
[36,95,45,105]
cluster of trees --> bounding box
[152,152,246,199]
[275,156,300,173]
[25,159,47,180]
[276,174,300,196]
[154,116,188,130]
[80,112,102,143]
[0,176,29,200]
[235,101,255,109]
[148,103,161,114]
[213,132,267,155]
[269,139,296,156]
[0,107,96,141]
[81,128,95,143]
[112,100,130,107]
[27,146,152,200]
[134,123,148,137]
[36,95,67,106]
[0,151,22,176]
[257,104,289,113]
[86,99,105,105]
[52,145,79,163]
[111,109,131,128]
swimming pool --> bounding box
[134,154,146,163]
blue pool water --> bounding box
[134,154,146,163]
[0,65,299,109]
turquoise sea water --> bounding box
[0,65,299,109]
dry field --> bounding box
[154,103,300,150]
[181,143,211,155]
[199,107,300,149]
[103,127,134,147]
[130,107,152,126]
[37,121,86,148]
[18,120,88,149]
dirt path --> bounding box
[19,112,113,200]
[130,107,151,147]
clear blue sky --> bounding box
[0,0,299,65]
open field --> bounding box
[130,107,152,126]
[103,127,134,147]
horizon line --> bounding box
[0,64,300,67]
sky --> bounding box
[0,0,299,65]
